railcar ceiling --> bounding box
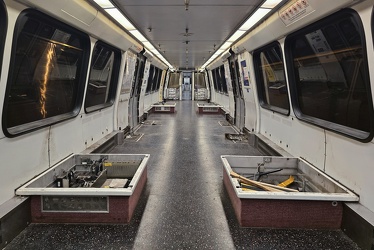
[96,0,268,69]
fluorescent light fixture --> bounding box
[220,41,232,51]
[105,8,135,30]
[93,0,114,8]
[142,41,156,51]
[93,0,174,69]
[261,0,282,8]
[239,8,271,31]
[213,49,224,57]
[200,0,280,69]
[227,30,246,42]
[129,30,147,42]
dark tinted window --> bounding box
[254,42,289,114]
[84,41,121,112]
[214,68,222,92]
[220,65,228,94]
[146,65,154,94]
[3,10,89,136]
[151,67,160,92]
[154,68,162,91]
[211,68,218,91]
[286,9,373,141]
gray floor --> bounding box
[5,101,361,250]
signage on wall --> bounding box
[278,0,315,26]
[240,60,250,87]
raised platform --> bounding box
[16,154,149,224]
[221,155,358,229]
[150,102,176,113]
[196,102,222,114]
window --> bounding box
[146,65,154,94]
[194,73,206,89]
[151,67,160,92]
[286,9,373,141]
[212,68,220,92]
[254,42,289,114]
[154,68,162,91]
[168,72,180,88]
[84,41,121,112]
[220,65,228,94]
[3,10,89,136]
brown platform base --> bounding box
[153,106,176,113]
[197,106,221,114]
[30,168,147,224]
[223,169,343,229]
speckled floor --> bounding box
[5,101,361,250]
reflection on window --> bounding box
[220,65,228,94]
[212,68,219,91]
[168,72,180,88]
[146,65,154,93]
[287,9,373,140]
[85,42,120,112]
[152,68,161,92]
[194,73,206,89]
[155,68,162,91]
[254,42,289,113]
[4,11,88,135]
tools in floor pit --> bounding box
[230,171,298,192]
[278,175,294,187]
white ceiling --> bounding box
[108,0,266,70]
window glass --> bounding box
[151,67,159,92]
[211,69,218,91]
[85,41,120,112]
[254,42,289,114]
[220,65,228,93]
[206,71,212,91]
[230,60,239,97]
[3,10,89,135]
[286,9,373,140]
[135,59,145,96]
[194,73,206,89]
[168,72,180,88]
[155,68,162,91]
[146,65,154,94]
[214,68,222,92]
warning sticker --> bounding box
[278,0,315,26]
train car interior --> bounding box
[0,0,374,249]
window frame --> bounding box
[253,41,290,115]
[285,9,374,142]
[84,40,121,113]
[2,9,90,137]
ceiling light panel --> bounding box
[129,30,148,42]
[261,0,283,8]
[93,0,114,8]
[239,8,271,31]
[105,8,135,30]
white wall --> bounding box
[235,0,374,212]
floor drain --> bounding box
[225,133,248,143]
